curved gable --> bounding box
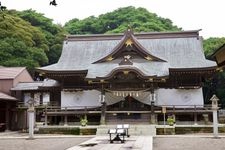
[93,28,166,63]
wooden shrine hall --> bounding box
[35,29,216,125]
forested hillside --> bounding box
[64,6,181,34]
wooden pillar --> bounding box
[64,107,68,126]
[5,102,10,130]
[150,90,156,124]
[40,92,43,105]
[173,106,176,125]
[64,115,68,126]
[150,104,155,124]
[100,102,106,125]
[194,113,198,125]
[44,106,48,126]
[100,85,106,125]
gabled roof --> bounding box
[38,30,216,79]
[86,58,169,79]
[0,67,26,79]
[0,92,17,101]
[211,43,225,57]
[211,43,225,68]
[94,29,165,63]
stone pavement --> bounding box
[154,134,225,150]
[1,132,225,150]
[0,131,152,150]
[0,131,94,139]
[67,136,153,150]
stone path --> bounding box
[67,136,153,150]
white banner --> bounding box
[61,88,204,109]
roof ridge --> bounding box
[66,30,200,41]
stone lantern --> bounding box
[210,94,219,110]
[210,94,219,138]
[27,98,35,139]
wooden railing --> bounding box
[17,102,217,115]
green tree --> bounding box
[0,12,48,71]
[203,37,225,58]
[203,37,225,108]
[64,6,181,34]
[17,9,66,64]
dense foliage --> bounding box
[0,11,48,70]
[203,37,225,58]
[64,6,181,34]
[0,9,65,73]
[16,9,66,64]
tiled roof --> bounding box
[39,30,216,78]
[0,67,26,79]
[11,79,60,91]
[0,92,17,101]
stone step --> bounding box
[96,125,156,136]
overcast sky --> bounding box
[2,0,225,38]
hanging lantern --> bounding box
[136,92,139,97]
[99,94,105,104]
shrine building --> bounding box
[18,29,217,125]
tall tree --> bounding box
[0,11,48,71]
[16,9,66,64]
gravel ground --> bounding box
[153,137,225,150]
[0,137,90,150]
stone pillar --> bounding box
[27,99,35,139]
[28,110,34,139]
[100,102,106,125]
[210,95,219,138]
[213,110,218,137]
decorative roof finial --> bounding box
[127,25,133,32]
